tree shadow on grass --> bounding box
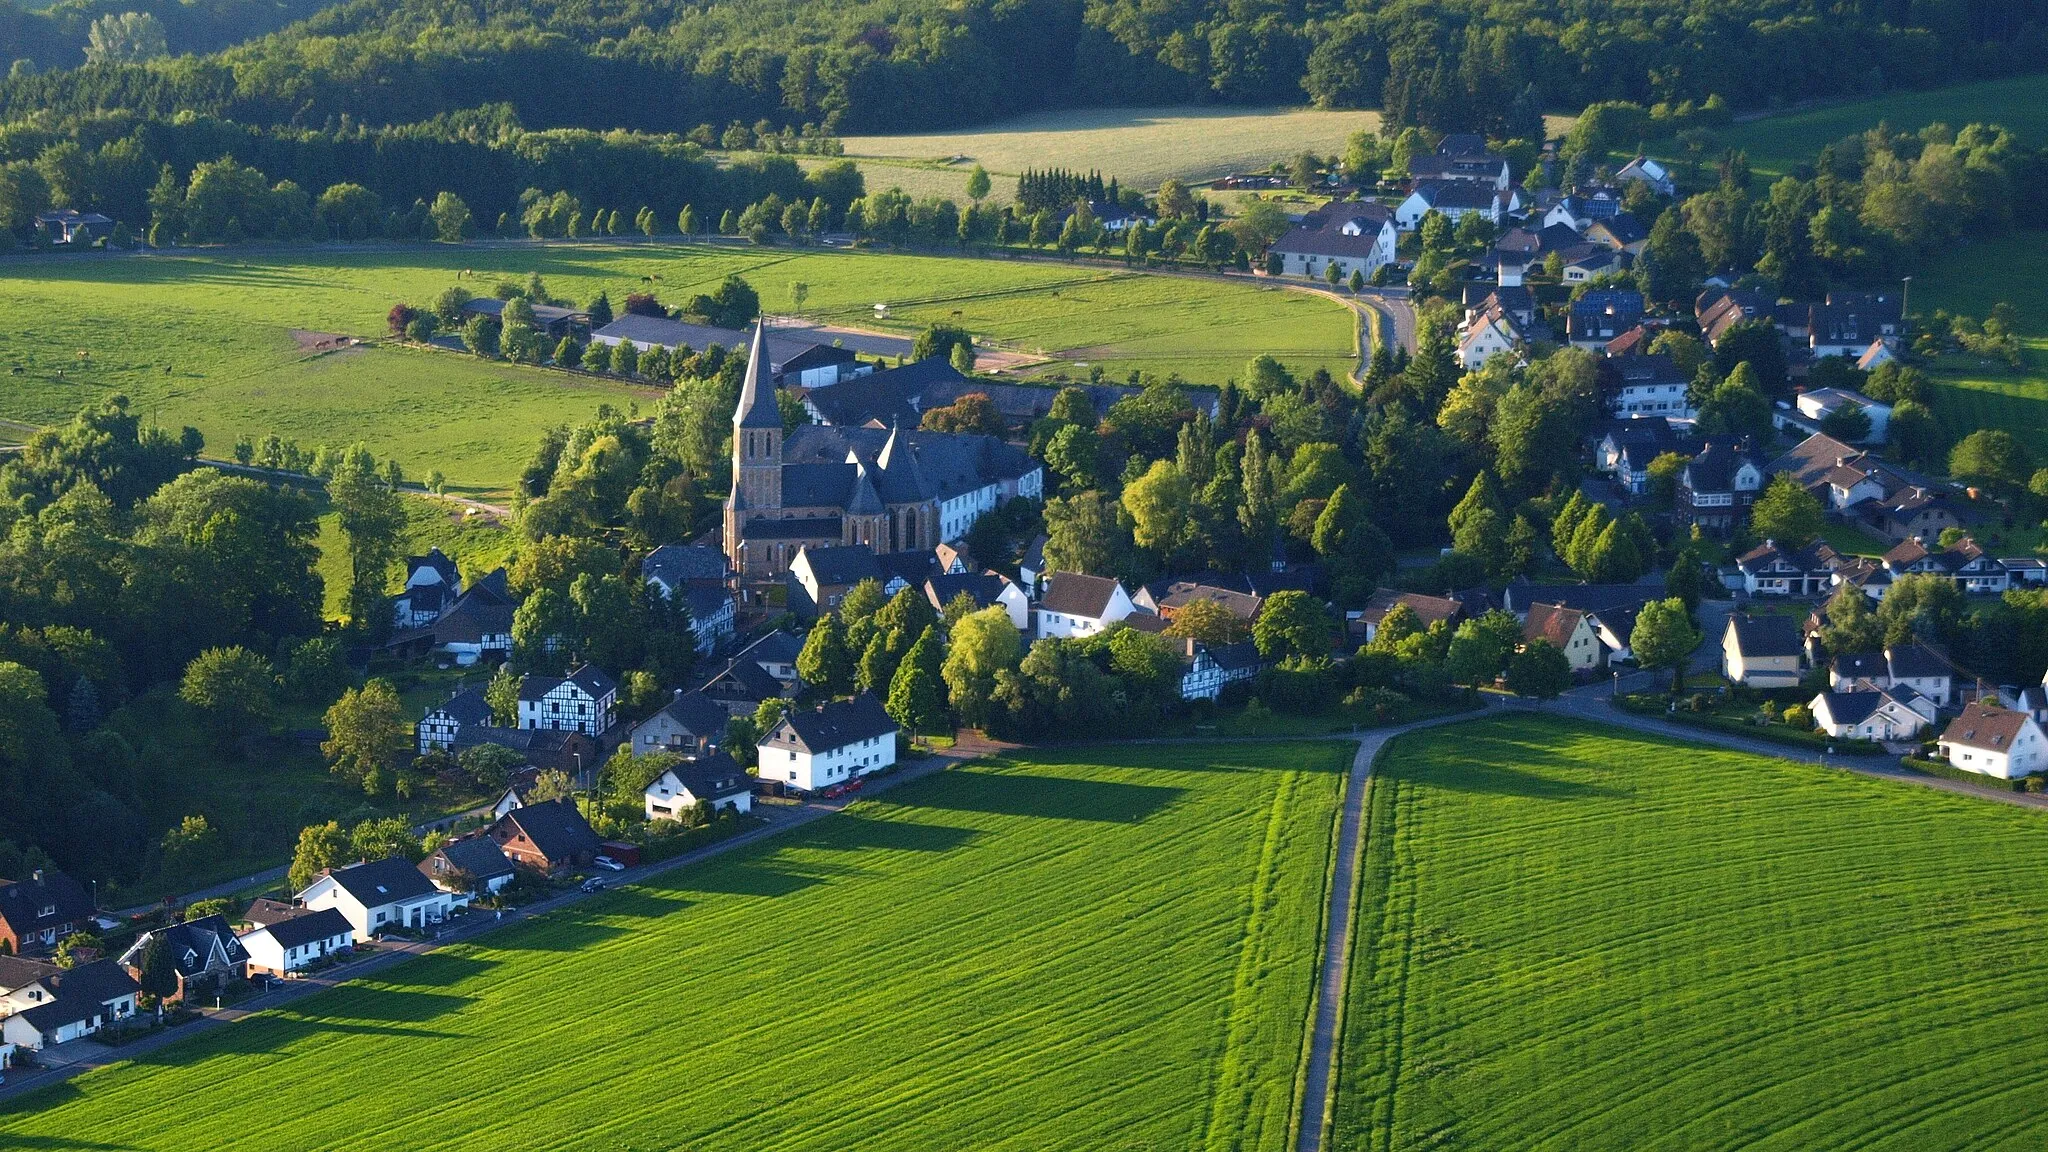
[891,772,1184,823]
[1385,727,1633,800]
[287,985,474,1026]
[124,1014,468,1068]
[795,815,981,854]
[664,861,833,900]
[492,890,694,952]
[377,952,499,988]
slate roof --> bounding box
[426,688,493,729]
[665,751,753,802]
[1885,643,1952,680]
[142,914,249,978]
[0,869,93,940]
[1503,580,1655,615]
[1941,703,2037,752]
[518,663,617,703]
[647,689,732,738]
[321,857,439,907]
[1209,641,1264,673]
[422,569,515,644]
[1589,213,1647,246]
[1727,612,1802,658]
[797,544,883,587]
[1411,180,1500,210]
[593,314,835,375]
[686,585,734,625]
[1039,573,1125,618]
[1817,689,1886,727]
[13,959,138,1030]
[748,517,843,540]
[734,323,782,430]
[703,656,785,702]
[643,542,729,588]
[766,694,897,754]
[926,572,1009,612]
[426,835,515,883]
[250,906,354,950]
[777,423,1037,507]
[1684,438,1761,493]
[1271,200,1395,260]
[1597,417,1681,459]
[497,798,601,861]
[406,548,459,587]
[801,358,970,428]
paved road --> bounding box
[0,749,967,1107]
[1294,707,1488,1152]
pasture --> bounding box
[1333,716,2048,1152]
[0,741,1351,1152]
[0,243,1352,494]
[1908,232,2048,452]
[1716,75,2048,178]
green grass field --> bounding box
[1333,716,2048,1151]
[1,741,1350,1150]
[0,243,1351,494]
[1909,232,2048,452]
[313,493,516,617]
[1716,75,2048,179]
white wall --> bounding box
[758,733,896,791]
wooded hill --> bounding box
[3,0,2047,137]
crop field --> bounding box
[0,741,1351,1151]
[0,243,1351,493]
[1717,75,2048,178]
[1908,232,2048,451]
[1331,716,2048,1152]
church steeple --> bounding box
[726,320,783,576]
[734,321,781,430]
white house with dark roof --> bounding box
[0,959,140,1050]
[1810,682,1938,741]
[516,664,617,735]
[1830,644,1956,707]
[758,694,899,792]
[630,689,731,757]
[1722,613,1803,687]
[237,908,354,976]
[1939,703,2048,778]
[925,571,1032,630]
[1034,573,1136,639]
[1457,299,1524,370]
[417,687,495,753]
[393,547,462,628]
[1269,201,1398,283]
[644,751,755,818]
[298,858,454,941]
[1397,181,1506,230]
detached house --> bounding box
[644,751,755,819]
[1354,590,1466,643]
[417,687,495,753]
[1939,703,2048,779]
[1269,201,1398,284]
[1723,613,1803,687]
[1830,644,1955,707]
[411,567,515,666]
[1457,298,1525,369]
[117,915,247,1001]
[1615,155,1676,197]
[0,959,140,1052]
[299,857,455,942]
[420,835,516,897]
[1035,573,1136,639]
[758,694,899,793]
[1171,639,1264,701]
[1522,603,1606,672]
[629,689,731,758]
[1600,354,1694,420]
[237,908,354,977]
[1810,681,1938,742]
[490,798,602,875]
[393,548,461,629]
[1735,540,1841,597]
[1794,388,1891,442]
[1678,439,1765,533]
[0,868,93,956]
[517,664,618,736]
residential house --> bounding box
[1599,354,1694,419]
[1457,298,1525,369]
[1562,246,1631,283]
[628,689,731,757]
[1678,438,1766,533]
[789,544,884,619]
[1830,644,1955,707]
[1794,388,1891,441]
[1938,703,2048,778]
[300,858,455,941]
[516,664,618,736]
[1765,433,1904,512]
[925,571,1031,631]
[1018,535,1049,599]
[1614,155,1675,197]
[0,868,93,956]
[1171,638,1264,701]
[1883,537,2010,594]
[1722,613,1803,687]
[419,836,516,897]
[1135,580,1265,628]
[1522,603,1606,672]
[591,315,866,388]
[1462,281,1536,330]
[701,654,794,718]
[1566,289,1646,349]
[1594,418,1683,493]
[392,547,462,629]
[644,751,754,819]
[1735,540,1842,596]
[1584,213,1649,255]
[1269,201,1398,283]
[405,567,515,666]
[1035,573,1137,639]
[417,687,495,753]
[757,694,899,793]
[116,915,246,1001]
[2016,669,2048,725]
[237,908,355,977]
[1810,682,1939,741]
[685,584,738,653]
[1697,288,1775,347]
[1861,487,1968,546]
[1409,139,1512,189]
[1604,323,1655,357]
[1354,590,1466,643]
[642,543,731,600]
[489,798,602,876]
[1396,181,1504,230]
[0,960,140,1051]
[1542,187,1624,230]
[34,209,115,245]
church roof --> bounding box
[734,322,782,430]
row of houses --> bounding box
[1352,580,1654,675]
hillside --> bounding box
[3,0,2046,138]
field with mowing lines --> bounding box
[1908,232,2048,452]
[0,741,1351,1152]
[1332,716,2048,1152]
[0,243,1350,494]
[1716,75,2048,179]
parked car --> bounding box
[592,855,625,872]
[580,878,607,893]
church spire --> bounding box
[734,320,781,430]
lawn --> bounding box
[1,741,1352,1151]
[312,492,517,618]
[1909,231,2048,451]
[0,242,1352,494]
[1332,716,2048,1151]
[1716,74,2048,179]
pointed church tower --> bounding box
[725,322,783,574]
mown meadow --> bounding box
[0,242,1354,495]
[0,741,1350,1151]
[1333,716,2048,1151]
[1715,74,2048,180]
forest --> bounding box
[2,0,2046,139]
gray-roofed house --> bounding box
[417,687,496,753]
[590,315,864,388]
[420,835,517,897]
[1829,643,1955,707]
[1035,573,1138,639]
[644,750,755,819]
[237,907,355,977]
[489,798,602,876]
[1722,613,1803,687]
[1269,200,1398,283]
[299,857,455,941]
[516,663,618,736]
[460,297,590,341]
[116,915,247,1001]
[1593,417,1683,492]
[758,694,899,792]
[790,543,884,618]
[642,543,731,598]
[723,325,1044,580]
[0,958,140,1051]
[926,571,1031,630]
[629,689,731,757]
[684,584,738,653]
[0,868,93,956]
[1810,681,1938,741]
[1678,438,1766,533]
